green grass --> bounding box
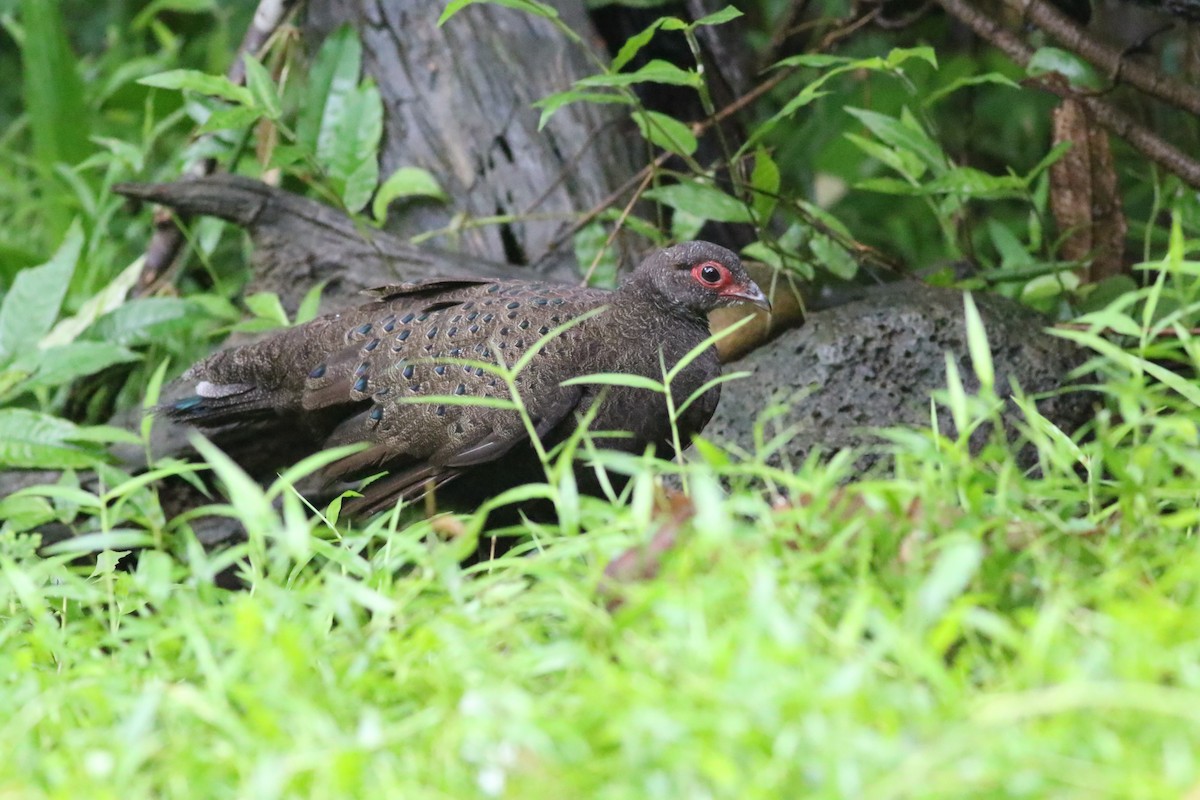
[4,282,1200,797]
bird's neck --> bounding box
[616,274,709,325]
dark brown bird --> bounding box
[164,241,768,516]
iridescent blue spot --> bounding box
[487,285,500,293]
[355,323,372,335]
[538,325,549,335]
[454,384,466,395]
[434,365,446,376]
[426,326,438,339]
[364,338,380,352]
[401,313,415,324]
[417,313,430,322]
[506,301,520,309]
[450,348,462,357]
[474,367,486,377]
[397,329,410,342]
[436,405,446,416]
[506,312,518,320]
[402,365,414,379]
[533,298,548,306]
[355,362,369,377]
[309,364,326,379]
[369,407,383,421]
[467,311,479,321]
[354,376,369,393]
[447,327,458,337]
[469,324,479,333]
[483,313,494,322]
[518,320,530,330]
[552,298,565,306]
[500,327,511,335]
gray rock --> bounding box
[706,284,1096,473]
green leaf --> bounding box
[692,5,743,26]
[241,54,282,120]
[749,148,780,222]
[19,0,89,169]
[0,219,83,363]
[244,292,290,327]
[138,69,253,105]
[0,408,105,469]
[1027,47,1105,91]
[297,25,363,157]
[534,89,631,129]
[644,181,753,224]
[85,298,198,347]
[373,167,449,222]
[328,82,383,213]
[809,233,858,280]
[924,72,1020,107]
[197,104,263,134]
[438,0,559,25]
[845,107,947,173]
[574,222,620,288]
[611,17,670,72]
[631,110,697,157]
[295,281,328,326]
[5,342,138,397]
[577,59,700,89]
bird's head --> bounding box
[626,240,771,319]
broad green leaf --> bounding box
[0,408,105,469]
[845,132,926,181]
[297,25,363,157]
[577,59,700,89]
[139,69,253,105]
[244,292,290,327]
[574,221,620,288]
[632,110,697,157]
[749,148,780,222]
[197,104,263,133]
[19,0,89,170]
[534,89,632,129]
[845,107,947,173]
[42,256,142,348]
[921,167,1027,199]
[809,232,858,280]
[0,219,82,362]
[85,297,198,347]
[5,341,138,397]
[373,167,449,222]
[645,181,752,224]
[693,6,743,26]
[1028,47,1105,91]
[295,281,329,325]
[924,72,1020,106]
[611,17,670,72]
[327,82,383,212]
[242,54,282,120]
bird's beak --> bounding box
[721,280,771,312]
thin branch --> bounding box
[1004,0,1200,117]
[935,0,1200,189]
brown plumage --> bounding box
[164,241,768,516]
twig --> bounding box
[935,0,1200,189]
[1005,0,1200,116]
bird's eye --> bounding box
[694,262,725,286]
